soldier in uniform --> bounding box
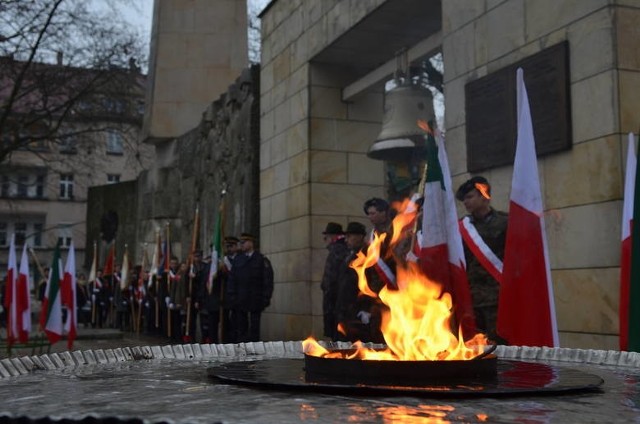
[456,176,508,343]
[320,222,348,341]
[227,233,274,342]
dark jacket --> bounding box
[228,252,274,312]
[196,262,224,312]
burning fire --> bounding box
[304,198,488,361]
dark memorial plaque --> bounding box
[465,42,572,172]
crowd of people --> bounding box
[50,232,275,344]
[320,176,507,345]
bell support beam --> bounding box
[341,31,443,102]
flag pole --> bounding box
[136,242,148,336]
[154,229,161,329]
[185,206,200,342]
[166,222,172,339]
[218,187,227,343]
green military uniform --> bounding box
[462,208,508,341]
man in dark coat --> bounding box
[227,233,274,342]
[320,222,348,340]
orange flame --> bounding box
[417,119,433,134]
[305,199,488,361]
[474,183,491,200]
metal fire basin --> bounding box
[303,350,497,386]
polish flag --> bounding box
[15,244,32,343]
[497,68,559,347]
[40,243,64,344]
[61,241,77,350]
[620,133,635,351]
[4,234,17,345]
[419,125,476,338]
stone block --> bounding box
[273,281,312,315]
[156,33,187,69]
[260,223,274,252]
[348,153,384,185]
[307,16,329,58]
[347,91,383,122]
[619,71,640,133]
[260,138,271,170]
[157,3,194,34]
[443,18,477,79]
[289,215,311,249]
[286,121,309,158]
[486,0,524,62]
[336,120,381,153]
[273,47,292,86]
[546,201,621,269]
[526,0,608,42]
[311,151,347,183]
[289,152,309,186]
[290,89,309,124]
[442,0,486,33]
[274,100,292,135]
[568,9,615,82]
[617,7,640,69]
[261,61,275,96]
[310,118,338,150]
[272,160,290,194]
[559,331,618,351]
[310,86,348,119]
[291,31,310,71]
[271,190,287,223]
[270,132,287,165]
[553,268,618,334]
[260,167,275,199]
[571,71,618,143]
[443,125,467,176]
[544,137,622,209]
[442,75,466,128]
[311,183,385,216]
[272,80,287,110]
[287,183,311,218]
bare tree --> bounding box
[0,0,148,165]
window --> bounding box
[17,175,28,197]
[106,132,124,154]
[59,136,77,154]
[15,222,26,245]
[0,222,6,247]
[0,219,45,247]
[35,175,45,198]
[107,174,120,184]
[1,175,9,197]
[57,224,72,247]
[60,174,74,200]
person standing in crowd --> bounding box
[196,248,224,344]
[185,250,205,342]
[320,222,348,341]
[228,233,274,342]
[335,222,377,342]
[221,236,240,343]
[90,269,106,328]
[167,261,188,342]
[456,176,508,343]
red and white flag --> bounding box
[418,128,476,338]
[4,234,17,345]
[620,132,636,351]
[16,244,32,343]
[61,241,77,350]
[497,68,559,347]
[40,243,64,344]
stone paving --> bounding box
[2,341,640,422]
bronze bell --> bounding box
[368,83,435,161]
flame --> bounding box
[305,198,488,361]
[474,182,491,200]
[416,119,433,134]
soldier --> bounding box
[334,222,376,342]
[320,222,348,341]
[456,176,508,343]
[227,233,274,342]
[221,236,240,343]
[168,261,188,342]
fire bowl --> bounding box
[208,358,604,397]
[303,350,497,386]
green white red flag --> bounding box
[61,241,77,350]
[497,68,559,347]
[418,126,476,338]
[620,133,636,350]
[207,205,223,293]
[40,242,64,344]
[626,133,640,352]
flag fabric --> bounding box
[4,234,17,345]
[16,244,31,343]
[88,242,97,284]
[207,206,223,293]
[137,245,149,303]
[61,241,77,350]
[497,68,559,347]
[627,132,640,352]
[103,244,115,276]
[149,231,161,288]
[418,126,476,338]
[620,133,636,351]
[120,245,130,290]
[40,243,64,344]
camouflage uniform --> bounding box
[462,208,508,340]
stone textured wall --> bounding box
[441,0,640,349]
[88,66,260,271]
[259,0,387,341]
